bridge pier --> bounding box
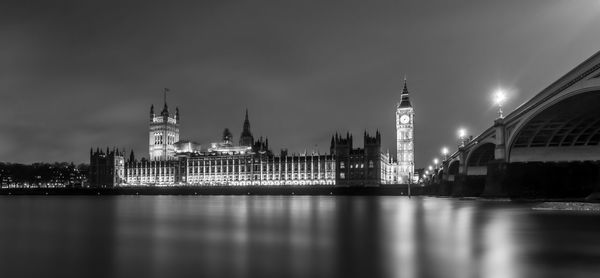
[481,160,509,198]
[450,175,466,197]
[450,175,486,197]
[438,181,452,196]
[585,165,600,201]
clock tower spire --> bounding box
[396,76,415,183]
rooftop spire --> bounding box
[402,75,409,95]
[239,109,254,146]
[243,109,251,131]
[398,75,412,108]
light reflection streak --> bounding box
[393,198,416,278]
[482,211,519,278]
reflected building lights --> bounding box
[482,212,519,278]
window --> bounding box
[340,173,345,179]
[369,161,374,168]
[340,162,345,169]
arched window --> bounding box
[340,162,345,169]
[369,161,374,168]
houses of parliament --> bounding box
[90,80,416,187]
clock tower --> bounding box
[396,77,414,183]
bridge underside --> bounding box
[441,91,600,198]
[467,143,495,175]
[510,91,600,162]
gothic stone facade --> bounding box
[90,80,414,187]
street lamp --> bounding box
[433,158,439,168]
[458,128,467,147]
[494,89,506,118]
[442,147,449,160]
[428,165,433,171]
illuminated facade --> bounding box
[396,77,415,183]
[90,88,409,187]
[149,92,180,161]
[123,152,337,186]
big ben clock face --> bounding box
[400,115,410,124]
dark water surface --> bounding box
[0,196,599,278]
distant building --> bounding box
[89,148,124,187]
[0,162,88,189]
[332,132,397,186]
[90,79,416,187]
[121,111,338,186]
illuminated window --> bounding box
[340,162,345,169]
[369,161,374,168]
[340,173,345,179]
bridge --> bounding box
[434,49,600,199]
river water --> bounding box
[0,196,598,278]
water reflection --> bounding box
[0,196,599,278]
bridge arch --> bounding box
[465,142,496,175]
[507,88,600,162]
[447,160,460,181]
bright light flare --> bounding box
[494,89,506,106]
[458,128,467,139]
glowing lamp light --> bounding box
[433,158,439,165]
[442,147,449,156]
[494,89,506,106]
[494,89,506,118]
[425,170,429,175]
[458,128,467,139]
[428,165,433,171]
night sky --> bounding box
[1,0,600,167]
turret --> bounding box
[161,88,169,117]
[161,103,169,117]
[223,128,233,144]
[129,150,135,163]
[150,105,155,121]
[330,135,335,154]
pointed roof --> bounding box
[241,109,252,137]
[398,76,412,108]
